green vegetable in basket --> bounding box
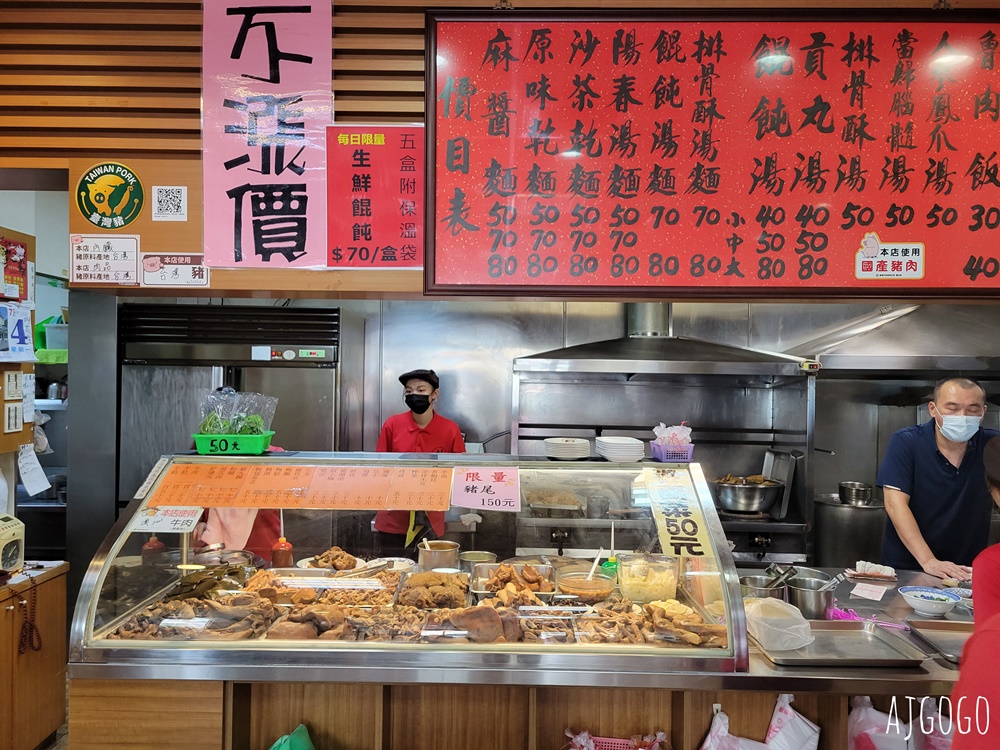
[198,410,230,435]
[237,413,266,435]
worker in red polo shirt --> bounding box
[374,369,465,555]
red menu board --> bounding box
[426,11,1000,297]
[327,124,425,268]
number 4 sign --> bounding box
[0,302,35,362]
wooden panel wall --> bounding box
[3,0,997,170]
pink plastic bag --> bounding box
[848,696,908,750]
[765,694,820,750]
[908,697,953,750]
[700,711,768,750]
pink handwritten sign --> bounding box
[202,0,331,268]
[450,467,521,513]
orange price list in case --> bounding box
[385,467,454,511]
[192,464,254,505]
[147,463,246,507]
[231,465,317,508]
[304,466,394,510]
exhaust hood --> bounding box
[788,304,1000,373]
[513,304,817,378]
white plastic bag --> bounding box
[765,694,819,750]
[908,697,953,750]
[848,696,908,750]
[700,711,768,750]
[653,421,692,445]
[744,598,815,651]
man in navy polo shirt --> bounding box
[877,376,999,579]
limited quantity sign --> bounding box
[427,11,1000,298]
[451,466,521,512]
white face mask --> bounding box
[938,414,982,443]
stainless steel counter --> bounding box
[69,568,968,695]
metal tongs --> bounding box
[763,564,798,589]
[330,561,390,578]
[817,572,848,592]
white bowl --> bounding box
[899,586,960,616]
[942,587,973,609]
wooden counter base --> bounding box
[68,679,939,750]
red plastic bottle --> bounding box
[141,535,165,564]
[271,537,294,568]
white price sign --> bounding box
[130,505,204,534]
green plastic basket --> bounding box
[192,431,274,455]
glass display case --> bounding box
[70,452,748,683]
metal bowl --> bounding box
[710,480,784,513]
[839,481,874,506]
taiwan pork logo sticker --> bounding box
[76,162,145,229]
[855,232,925,280]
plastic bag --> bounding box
[700,711,768,750]
[653,421,692,445]
[744,598,815,651]
[33,412,53,455]
[765,694,820,750]
[267,724,315,750]
[197,387,278,435]
[848,696,908,750]
[908,697,953,750]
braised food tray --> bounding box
[750,620,926,667]
[470,563,556,598]
[908,620,973,664]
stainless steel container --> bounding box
[787,577,835,619]
[839,481,873,506]
[740,575,785,600]
[458,550,497,574]
[710,481,784,513]
[814,493,886,568]
[417,540,460,571]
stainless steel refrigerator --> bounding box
[116,303,364,508]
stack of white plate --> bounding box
[543,437,591,460]
[596,436,645,462]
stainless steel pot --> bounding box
[814,494,886,568]
[710,481,784,513]
[839,481,873,506]
[787,576,835,619]
[739,575,785,600]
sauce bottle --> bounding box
[141,535,165,564]
[271,537,294,568]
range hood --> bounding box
[788,304,1000,374]
[514,304,818,377]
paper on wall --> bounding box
[17,443,51,496]
[22,374,34,422]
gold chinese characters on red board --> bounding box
[428,12,1000,295]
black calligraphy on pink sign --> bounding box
[203,0,331,268]
[427,12,1000,297]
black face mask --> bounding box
[405,394,432,415]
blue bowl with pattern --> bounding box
[898,586,960,617]
[942,587,973,610]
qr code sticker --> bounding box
[152,185,187,221]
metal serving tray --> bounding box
[470,563,556,598]
[393,570,473,609]
[908,620,974,664]
[750,620,927,667]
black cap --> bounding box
[398,369,439,389]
